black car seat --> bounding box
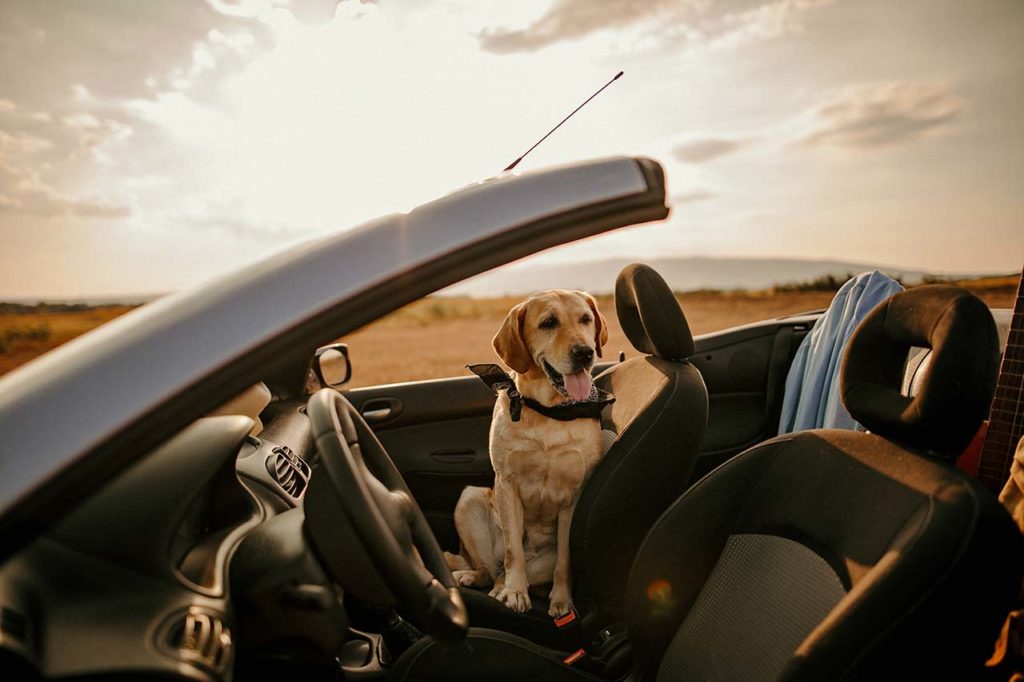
[456,263,709,649]
[394,284,1024,681]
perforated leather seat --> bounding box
[457,263,709,648]
[394,285,1024,681]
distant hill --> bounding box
[0,293,163,309]
[444,256,983,297]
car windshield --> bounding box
[0,1,1020,382]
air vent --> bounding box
[162,607,232,675]
[266,445,310,498]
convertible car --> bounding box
[0,156,1020,681]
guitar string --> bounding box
[984,269,1023,487]
[995,270,1024,484]
[1007,278,1024,485]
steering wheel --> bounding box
[303,388,468,643]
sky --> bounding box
[0,0,1021,299]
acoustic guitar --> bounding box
[960,266,1024,494]
[961,268,1024,682]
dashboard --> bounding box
[0,398,341,681]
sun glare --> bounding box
[135,1,607,243]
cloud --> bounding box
[477,0,830,54]
[0,140,132,218]
[802,81,961,149]
[205,0,375,26]
[671,136,750,163]
[478,0,676,53]
[0,163,131,218]
[706,0,831,49]
[6,186,133,218]
[0,1,272,108]
[0,115,133,220]
[0,129,53,155]
[1,100,134,167]
[62,112,134,158]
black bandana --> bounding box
[467,363,615,423]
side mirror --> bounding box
[313,343,351,388]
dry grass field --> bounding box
[0,305,135,377]
[0,275,1017,388]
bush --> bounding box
[773,273,855,293]
[0,322,52,353]
[26,322,51,342]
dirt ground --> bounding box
[0,277,1016,387]
[0,306,135,377]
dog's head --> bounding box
[493,290,608,401]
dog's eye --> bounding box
[580,314,592,324]
[539,316,558,330]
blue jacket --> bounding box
[778,271,905,434]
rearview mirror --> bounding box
[313,343,351,388]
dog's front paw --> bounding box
[496,586,532,613]
[548,587,574,618]
[548,599,574,618]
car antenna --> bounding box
[501,70,623,173]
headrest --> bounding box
[615,263,695,361]
[841,285,999,459]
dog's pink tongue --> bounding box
[564,369,593,401]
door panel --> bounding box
[688,314,816,480]
[345,376,496,551]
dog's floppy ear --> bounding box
[493,301,533,373]
[583,293,609,358]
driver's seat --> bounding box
[393,285,1024,681]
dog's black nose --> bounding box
[571,346,594,366]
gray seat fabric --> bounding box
[658,533,846,682]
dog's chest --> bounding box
[491,397,602,509]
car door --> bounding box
[345,309,821,550]
[345,378,495,551]
[688,312,819,479]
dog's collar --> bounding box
[467,363,614,423]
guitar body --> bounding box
[958,420,988,479]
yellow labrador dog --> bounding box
[446,290,610,617]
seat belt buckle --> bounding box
[553,609,577,629]
[562,648,586,666]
